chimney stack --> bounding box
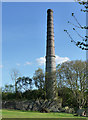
[45,9,57,100]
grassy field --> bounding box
[1,109,88,119]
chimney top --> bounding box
[47,9,53,13]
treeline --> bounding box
[2,60,88,110]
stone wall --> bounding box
[2,99,62,112]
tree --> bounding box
[17,76,32,92]
[64,1,88,50]
[64,1,88,112]
[33,68,45,90]
[11,69,20,93]
[2,84,14,93]
[56,60,87,109]
[2,84,16,100]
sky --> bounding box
[1,2,86,87]
[1,0,75,2]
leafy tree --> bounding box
[2,84,16,100]
[33,68,45,90]
[17,76,32,92]
[23,89,45,100]
[2,84,14,93]
[33,68,45,99]
[58,87,77,109]
[64,0,88,109]
[56,60,87,109]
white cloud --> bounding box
[36,57,46,66]
[0,65,3,68]
[24,61,32,66]
[16,63,21,66]
[36,55,70,66]
[55,55,70,64]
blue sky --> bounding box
[2,2,86,87]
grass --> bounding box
[1,109,88,119]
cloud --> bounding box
[24,61,32,66]
[36,55,70,66]
[0,65,3,68]
[36,57,46,66]
[55,55,70,64]
[16,63,21,66]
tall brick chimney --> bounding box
[45,9,57,100]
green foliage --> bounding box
[33,68,45,90]
[2,84,23,100]
[2,60,87,110]
[2,92,16,100]
[56,60,87,109]
[22,89,45,100]
[58,87,78,110]
[17,76,32,92]
[2,84,14,93]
